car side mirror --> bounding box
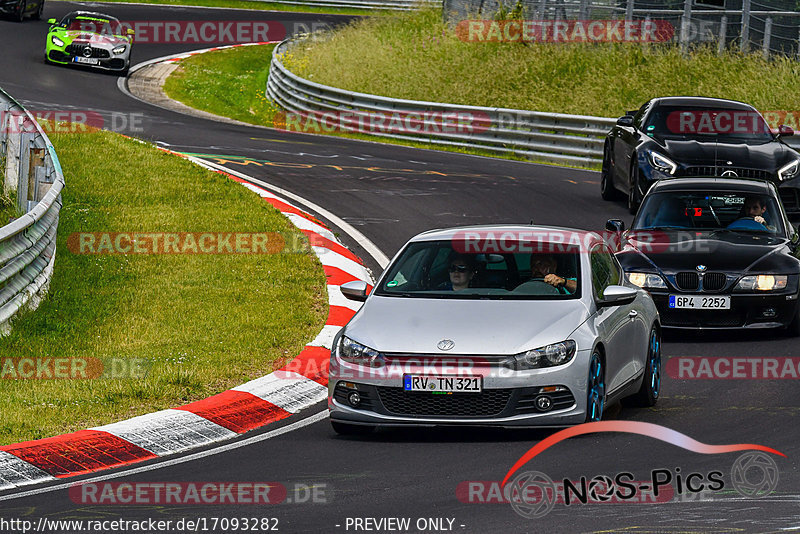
[605,219,625,233]
[341,280,369,302]
[597,285,637,308]
[47,18,56,24]
[778,124,794,137]
[616,116,634,127]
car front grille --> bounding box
[680,166,773,180]
[376,387,512,418]
[675,272,699,291]
[702,272,727,291]
[660,308,746,328]
[65,44,110,58]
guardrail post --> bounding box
[28,146,45,209]
[578,0,588,19]
[538,0,546,19]
[740,0,751,52]
[16,133,33,214]
[680,0,692,54]
[4,124,20,197]
[625,0,633,22]
[762,17,772,60]
[718,15,727,55]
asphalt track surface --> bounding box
[1,3,800,532]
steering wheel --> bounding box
[727,217,768,231]
[513,279,561,295]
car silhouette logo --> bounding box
[697,265,707,272]
[82,46,93,58]
[721,170,738,177]
[437,339,455,351]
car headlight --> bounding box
[112,45,127,55]
[734,275,788,292]
[513,340,576,370]
[628,272,667,289]
[778,159,800,181]
[647,151,677,175]
[51,36,64,47]
[337,336,384,368]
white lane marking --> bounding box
[187,156,389,269]
[92,410,237,456]
[314,246,372,282]
[327,284,362,312]
[0,452,54,490]
[233,374,327,413]
[0,411,329,502]
[307,325,342,350]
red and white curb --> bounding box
[0,153,372,491]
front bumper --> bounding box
[327,352,591,427]
[47,49,129,71]
[651,291,799,329]
[0,0,22,15]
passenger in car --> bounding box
[446,253,477,291]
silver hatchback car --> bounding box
[328,225,661,434]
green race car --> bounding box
[45,11,134,75]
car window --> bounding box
[591,247,618,300]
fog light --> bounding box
[762,308,777,318]
[347,391,361,408]
[535,395,553,411]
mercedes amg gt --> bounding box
[601,96,800,215]
[45,11,133,74]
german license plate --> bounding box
[74,57,99,65]
[403,375,482,393]
[669,295,730,310]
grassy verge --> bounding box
[284,9,800,116]
[0,129,326,445]
[93,0,373,16]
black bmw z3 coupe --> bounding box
[607,177,800,334]
[601,96,800,215]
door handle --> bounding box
[628,310,638,319]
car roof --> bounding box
[649,177,775,195]
[64,11,118,20]
[650,96,754,111]
[408,225,608,248]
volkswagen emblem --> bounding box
[696,265,707,272]
[82,46,93,58]
[437,339,455,351]
[721,170,738,177]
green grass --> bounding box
[0,129,327,445]
[286,9,800,117]
[94,0,374,16]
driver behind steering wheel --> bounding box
[530,254,577,294]
[742,196,775,231]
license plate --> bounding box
[74,57,99,65]
[669,295,730,310]
[403,374,482,393]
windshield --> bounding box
[375,240,581,300]
[643,105,774,143]
[61,15,124,35]
[634,191,786,236]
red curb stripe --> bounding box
[176,390,291,434]
[261,197,325,226]
[327,305,356,327]
[303,230,363,265]
[324,266,373,287]
[1,430,156,478]
[281,346,330,386]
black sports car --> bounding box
[0,0,44,21]
[608,177,800,334]
[601,96,800,214]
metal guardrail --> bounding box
[267,38,614,167]
[267,37,800,166]
[0,89,64,333]
[247,0,439,11]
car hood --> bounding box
[657,138,792,169]
[61,30,128,47]
[342,296,591,355]
[621,231,797,273]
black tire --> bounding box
[15,0,26,22]
[33,0,42,19]
[331,421,375,435]
[584,351,606,423]
[628,160,641,215]
[628,326,661,407]
[600,142,619,200]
